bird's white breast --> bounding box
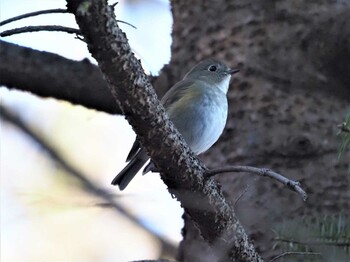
[167,85,228,155]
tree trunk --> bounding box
[165,0,350,260]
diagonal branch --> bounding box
[0,40,122,115]
[66,0,262,261]
[0,104,177,257]
[0,25,81,37]
[0,8,68,26]
[0,8,136,29]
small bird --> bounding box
[111,59,239,190]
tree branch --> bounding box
[0,40,122,114]
[0,8,68,26]
[269,252,321,262]
[206,166,308,201]
[0,104,177,257]
[274,237,350,247]
[66,0,262,261]
[0,25,81,37]
[0,8,136,30]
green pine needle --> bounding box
[273,214,350,261]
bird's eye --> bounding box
[208,65,217,72]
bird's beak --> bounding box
[228,68,240,75]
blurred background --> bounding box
[1,0,183,261]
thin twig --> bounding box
[233,178,257,208]
[0,8,136,29]
[206,166,307,201]
[0,25,81,37]
[337,122,350,133]
[269,251,322,262]
[111,2,119,9]
[275,237,350,247]
[0,104,177,255]
[0,8,69,26]
[116,20,137,29]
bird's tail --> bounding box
[111,149,149,190]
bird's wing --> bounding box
[125,80,197,162]
[161,79,197,109]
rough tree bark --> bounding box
[167,0,350,260]
[1,0,349,261]
[66,0,262,261]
